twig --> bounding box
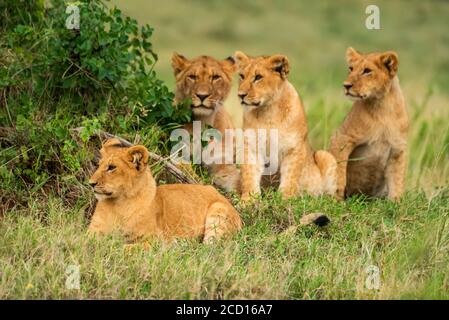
[2,90,13,126]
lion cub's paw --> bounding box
[335,189,345,201]
[240,192,260,206]
[281,191,297,201]
[387,194,401,202]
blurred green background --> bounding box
[110,0,449,191]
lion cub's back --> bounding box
[155,184,240,238]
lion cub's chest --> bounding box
[365,114,406,150]
[353,114,405,168]
[244,107,301,151]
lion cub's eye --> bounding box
[212,74,221,81]
[107,164,116,172]
[254,74,263,81]
[188,74,197,81]
[349,66,353,72]
[362,68,372,75]
[239,74,245,80]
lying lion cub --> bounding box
[329,48,409,201]
[234,51,337,201]
[88,139,242,242]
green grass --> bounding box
[1,0,449,299]
[1,190,448,299]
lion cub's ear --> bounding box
[234,51,249,65]
[127,145,149,171]
[380,51,399,77]
[222,56,237,74]
[268,54,289,79]
[171,52,190,76]
[346,47,361,64]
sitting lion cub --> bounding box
[234,51,337,201]
[171,53,240,192]
[329,48,409,201]
[88,139,242,243]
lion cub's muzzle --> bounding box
[89,178,113,199]
[92,187,114,200]
[238,92,261,107]
[93,188,113,196]
[241,100,261,107]
[191,96,218,115]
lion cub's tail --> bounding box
[314,150,338,196]
[281,213,330,237]
[299,212,330,227]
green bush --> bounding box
[0,0,45,32]
[0,0,191,203]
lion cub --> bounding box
[172,53,240,192]
[329,48,409,201]
[88,139,242,243]
[234,51,337,201]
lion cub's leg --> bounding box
[240,162,264,202]
[384,148,407,201]
[279,149,305,199]
[203,131,239,192]
[88,210,117,236]
[329,134,356,200]
[203,202,242,243]
[314,150,338,196]
[209,164,240,193]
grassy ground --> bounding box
[1,0,449,299]
[1,191,448,299]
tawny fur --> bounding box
[88,139,242,242]
[234,51,337,201]
[329,47,409,201]
[172,53,240,192]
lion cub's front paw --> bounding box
[387,194,401,202]
[281,191,296,201]
[280,185,300,200]
[241,193,252,203]
[335,189,345,201]
[241,192,259,205]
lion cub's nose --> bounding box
[238,93,247,100]
[343,82,353,90]
[89,181,97,188]
[196,93,210,102]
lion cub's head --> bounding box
[171,53,236,117]
[89,139,151,200]
[344,47,399,100]
[234,51,290,109]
